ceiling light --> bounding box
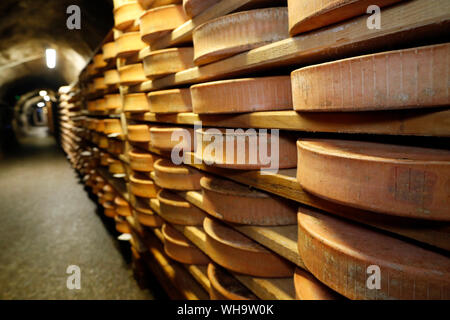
[39,90,48,97]
[46,49,56,69]
[43,95,50,102]
[37,102,45,108]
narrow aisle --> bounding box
[0,136,153,299]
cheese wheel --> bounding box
[102,42,117,61]
[93,77,107,92]
[123,92,150,113]
[200,176,297,225]
[294,268,341,300]
[148,89,192,113]
[93,54,107,70]
[127,124,151,142]
[128,148,157,172]
[118,63,147,86]
[149,126,194,151]
[102,185,117,201]
[130,172,158,198]
[139,5,188,44]
[142,47,194,79]
[94,119,105,132]
[134,206,163,227]
[139,0,181,9]
[208,263,258,300]
[183,0,220,18]
[292,43,450,111]
[191,76,292,114]
[108,158,126,174]
[195,128,297,169]
[113,0,135,9]
[115,32,147,58]
[103,119,123,135]
[115,216,131,233]
[157,189,207,225]
[288,0,403,36]
[204,217,294,277]
[103,201,117,218]
[153,158,203,190]
[104,94,121,111]
[114,2,145,31]
[114,196,132,217]
[104,69,120,86]
[162,223,210,264]
[296,139,450,221]
[297,207,450,300]
[138,0,155,9]
[193,8,289,65]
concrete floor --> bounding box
[0,129,155,299]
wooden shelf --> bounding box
[128,108,450,137]
[128,0,449,92]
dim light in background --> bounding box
[37,102,45,108]
[39,90,47,96]
[46,49,56,69]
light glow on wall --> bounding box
[46,49,56,69]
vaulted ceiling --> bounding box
[0,0,113,105]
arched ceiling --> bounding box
[0,0,114,105]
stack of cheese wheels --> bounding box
[103,184,117,202]
[114,196,132,217]
[93,54,107,70]
[191,76,292,114]
[130,172,158,198]
[103,201,117,218]
[127,124,151,142]
[102,41,117,62]
[195,128,297,169]
[129,148,157,172]
[183,0,220,18]
[104,94,121,111]
[294,268,341,300]
[204,217,294,277]
[193,8,289,65]
[291,43,450,112]
[107,158,126,174]
[153,158,203,190]
[123,92,150,113]
[157,189,207,225]
[103,119,123,136]
[115,32,147,58]
[200,176,296,225]
[297,207,450,299]
[162,223,210,264]
[140,5,188,44]
[118,63,147,85]
[104,69,120,87]
[207,263,258,300]
[148,89,192,113]
[288,0,403,36]
[149,126,194,151]
[134,204,163,227]
[296,139,450,221]
[114,1,145,31]
[141,47,194,79]
[115,215,131,233]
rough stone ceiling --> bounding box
[0,0,113,104]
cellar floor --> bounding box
[0,130,155,299]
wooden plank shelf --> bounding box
[127,108,450,137]
[148,198,296,300]
[127,0,450,93]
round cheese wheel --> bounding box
[297,207,450,300]
[115,32,147,58]
[93,54,107,70]
[130,172,158,198]
[93,77,107,92]
[118,63,147,86]
[157,189,207,225]
[142,47,194,79]
[104,94,122,111]
[134,206,164,227]
[294,268,341,300]
[148,88,192,113]
[291,43,450,111]
[162,223,210,264]
[296,139,450,221]
[139,5,188,44]
[183,0,220,18]
[123,92,150,113]
[108,158,126,174]
[94,119,105,132]
[193,8,289,65]
[127,124,151,142]
[149,126,194,151]
[102,41,117,61]
[103,201,117,218]
[200,176,297,225]
[114,196,132,217]
[195,128,297,169]
[115,216,131,233]
[129,148,157,172]
[103,119,123,135]
[191,76,292,114]
[103,185,117,201]
[114,2,144,31]
[153,158,203,190]
[104,69,120,86]
[204,217,294,277]
[288,0,402,36]
[208,263,258,300]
